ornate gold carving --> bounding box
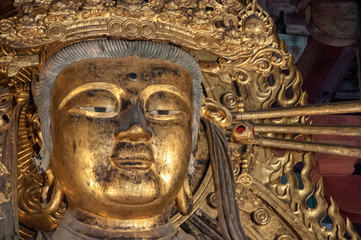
[221,93,238,110]
[221,93,245,112]
[1,0,287,88]
[237,173,253,187]
[0,86,17,212]
[0,55,39,77]
[276,235,293,240]
[0,163,10,206]
[201,97,232,129]
[206,192,217,209]
[240,40,360,239]
[237,190,260,214]
[251,208,271,226]
[0,163,9,176]
[17,104,65,232]
[46,23,66,40]
[232,123,254,145]
[0,0,359,239]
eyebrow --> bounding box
[57,82,124,110]
[140,84,191,109]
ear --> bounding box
[26,104,53,173]
[26,104,43,145]
[175,176,193,215]
[41,169,64,214]
[200,97,232,129]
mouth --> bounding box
[112,154,154,169]
[110,143,154,170]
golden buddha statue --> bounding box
[30,40,246,239]
[0,0,360,240]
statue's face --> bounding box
[50,56,193,219]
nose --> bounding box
[115,125,152,142]
[114,102,152,142]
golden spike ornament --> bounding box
[252,123,361,136]
[233,101,361,120]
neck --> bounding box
[56,208,178,239]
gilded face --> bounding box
[50,56,193,219]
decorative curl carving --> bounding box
[1,0,282,84]
[201,98,232,129]
[251,208,271,226]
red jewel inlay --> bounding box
[236,125,246,134]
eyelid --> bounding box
[69,107,118,118]
[147,110,182,115]
[146,110,185,121]
[58,82,124,111]
[140,85,191,110]
[78,107,116,113]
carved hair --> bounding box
[203,118,247,240]
[32,39,203,173]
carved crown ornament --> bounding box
[0,0,286,84]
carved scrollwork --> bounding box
[207,192,217,209]
[200,97,232,129]
[0,0,283,90]
[251,208,271,226]
[221,93,238,110]
[237,173,253,187]
[238,1,272,35]
[275,235,293,240]
[0,19,14,34]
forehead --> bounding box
[51,56,193,105]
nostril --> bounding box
[2,114,9,123]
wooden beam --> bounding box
[283,9,309,36]
[307,0,360,47]
[313,47,356,103]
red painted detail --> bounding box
[236,125,246,134]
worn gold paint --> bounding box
[0,0,360,239]
[50,56,193,237]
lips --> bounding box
[110,143,154,169]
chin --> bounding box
[103,168,161,205]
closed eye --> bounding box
[146,110,184,120]
[78,107,116,113]
[69,106,117,118]
[148,110,181,115]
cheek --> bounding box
[51,115,116,173]
[150,122,192,183]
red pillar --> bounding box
[310,115,361,223]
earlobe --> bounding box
[41,169,64,214]
[175,176,193,215]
